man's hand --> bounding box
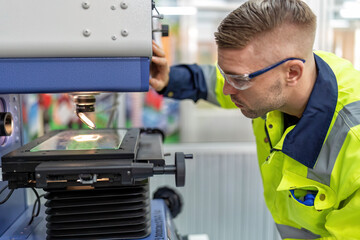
[150,40,170,92]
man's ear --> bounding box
[286,60,304,87]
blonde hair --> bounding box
[215,0,317,49]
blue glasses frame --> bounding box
[217,57,306,90]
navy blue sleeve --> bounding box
[159,64,208,102]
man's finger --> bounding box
[152,42,166,57]
[152,40,160,48]
[151,56,168,67]
[149,78,164,92]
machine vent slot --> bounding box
[45,184,151,240]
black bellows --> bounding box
[45,183,151,240]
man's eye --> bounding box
[232,77,247,83]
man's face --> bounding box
[217,46,287,119]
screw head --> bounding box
[111,35,117,40]
[82,2,90,9]
[83,29,91,37]
[110,5,116,10]
[120,2,128,9]
[121,29,128,37]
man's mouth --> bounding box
[234,103,244,108]
[231,98,245,108]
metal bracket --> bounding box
[78,173,97,184]
[35,160,155,188]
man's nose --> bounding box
[223,80,238,95]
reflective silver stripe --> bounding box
[308,101,360,185]
[199,64,221,106]
[276,224,321,239]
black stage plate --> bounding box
[2,128,165,189]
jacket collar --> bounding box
[281,53,338,168]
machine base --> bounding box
[0,199,180,240]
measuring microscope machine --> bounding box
[0,1,190,239]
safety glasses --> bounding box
[217,57,306,90]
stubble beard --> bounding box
[235,78,285,119]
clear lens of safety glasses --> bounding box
[225,75,254,90]
[217,57,306,91]
[217,64,253,90]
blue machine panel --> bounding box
[0,183,27,236]
[0,57,149,93]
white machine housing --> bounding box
[0,0,152,58]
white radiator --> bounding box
[150,143,281,240]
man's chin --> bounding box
[239,108,261,119]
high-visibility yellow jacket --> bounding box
[164,51,360,239]
[218,51,360,239]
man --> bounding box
[150,0,360,239]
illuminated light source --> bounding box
[76,112,96,130]
[72,134,101,142]
[70,93,98,129]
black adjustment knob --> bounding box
[153,187,183,218]
[175,152,186,187]
[0,112,13,136]
[161,24,169,37]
